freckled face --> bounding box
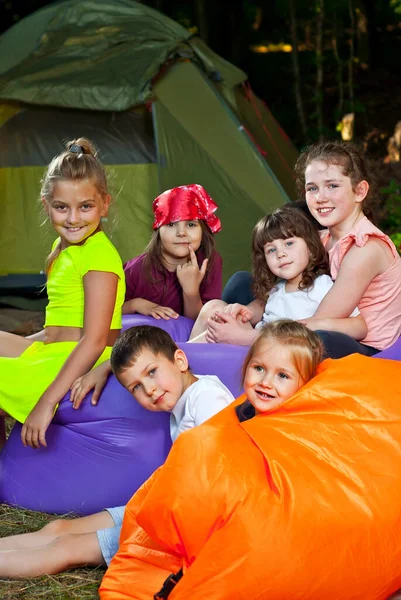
[244,340,304,414]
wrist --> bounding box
[182,290,200,300]
[246,328,259,346]
[38,392,58,408]
[122,299,136,314]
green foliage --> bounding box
[390,232,401,251]
[390,0,401,15]
[380,179,401,254]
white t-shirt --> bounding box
[170,375,234,441]
[256,274,359,327]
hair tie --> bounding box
[69,144,84,154]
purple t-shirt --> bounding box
[124,250,222,315]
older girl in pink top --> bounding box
[295,140,401,357]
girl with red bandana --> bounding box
[123,184,222,321]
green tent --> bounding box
[0,0,298,282]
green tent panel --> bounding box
[0,0,298,282]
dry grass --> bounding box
[0,505,104,599]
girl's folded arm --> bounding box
[303,315,368,340]
[312,243,381,319]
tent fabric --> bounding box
[154,62,287,211]
[100,354,401,600]
[0,0,192,111]
[0,0,298,279]
[0,0,247,112]
[0,107,156,167]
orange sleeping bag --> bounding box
[100,355,401,599]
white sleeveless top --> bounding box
[256,274,358,328]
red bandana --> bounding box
[152,184,222,233]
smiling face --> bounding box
[244,339,304,414]
[45,179,109,249]
[116,347,194,412]
[304,160,368,232]
[264,236,310,290]
[159,220,203,265]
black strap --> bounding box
[154,568,183,599]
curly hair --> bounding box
[293,140,378,223]
[252,205,330,302]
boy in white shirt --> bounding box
[0,326,233,578]
[111,326,233,441]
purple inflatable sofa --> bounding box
[1,314,400,515]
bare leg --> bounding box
[0,512,114,551]
[0,331,33,358]
[188,331,208,343]
[0,512,116,578]
[189,299,227,341]
[0,531,105,577]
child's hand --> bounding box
[222,303,253,323]
[70,363,111,409]
[21,401,54,449]
[176,246,208,295]
[206,312,257,346]
[149,305,179,320]
[126,298,179,320]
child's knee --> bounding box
[200,299,226,319]
[54,532,103,568]
[42,518,71,536]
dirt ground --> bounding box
[0,307,45,336]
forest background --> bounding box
[2,0,401,245]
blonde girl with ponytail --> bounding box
[0,138,125,448]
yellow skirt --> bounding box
[0,341,112,423]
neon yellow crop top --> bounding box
[44,231,125,329]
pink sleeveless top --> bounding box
[320,217,401,350]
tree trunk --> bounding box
[288,0,308,142]
[316,0,325,140]
[331,16,344,115]
[355,0,369,69]
[348,0,355,112]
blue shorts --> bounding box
[96,505,125,565]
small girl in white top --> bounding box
[190,205,365,346]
